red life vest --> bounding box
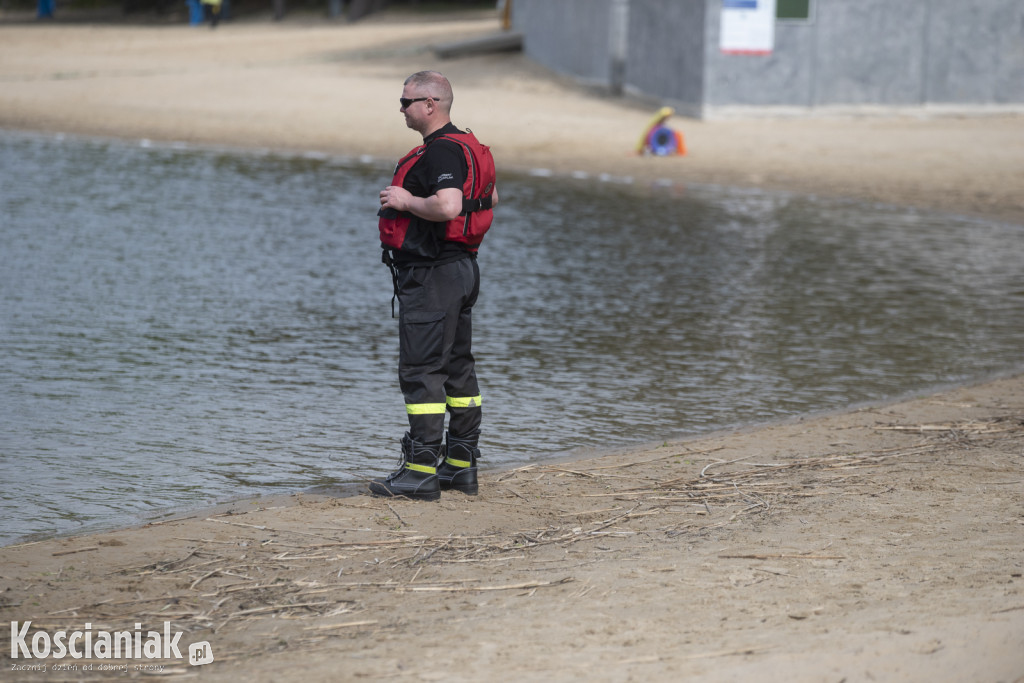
[379,130,496,253]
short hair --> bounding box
[404,71,453,112]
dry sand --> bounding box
[1,9,1023,682]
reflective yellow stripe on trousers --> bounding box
[405,403,447,415]
[446,395,482,409]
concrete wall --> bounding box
[512,0,1024,116]
[705,0,1024,110]
[924,0,1024,104]
[626,0,706,115]
[512,0,616,87]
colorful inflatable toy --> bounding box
[637,106,686,157]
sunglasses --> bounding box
[400,96,437,109]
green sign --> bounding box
[777,0,810,19]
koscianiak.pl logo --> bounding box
[10,621,214,672]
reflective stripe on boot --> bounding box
[437,433,479,495]
[369,433,441,501]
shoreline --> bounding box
[2,372,1022,680]
[5,105,1024,228]
[6,364,1022,551]
[2,365,1021,548]
[2,14,1023,681]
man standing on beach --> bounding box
[372,71,498,501]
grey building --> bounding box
[510,0,1024,118]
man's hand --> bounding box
[380,186,463,222]
[380,185,414,212]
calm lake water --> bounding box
[1,130,1022,545]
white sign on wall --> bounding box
[720,0,776,55]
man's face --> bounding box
[400,85,433,133]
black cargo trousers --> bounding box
[395,255,482,448]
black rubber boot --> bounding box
[369,433,441,501]
[437,432,479,495]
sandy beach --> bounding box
[1,8,1023,681]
